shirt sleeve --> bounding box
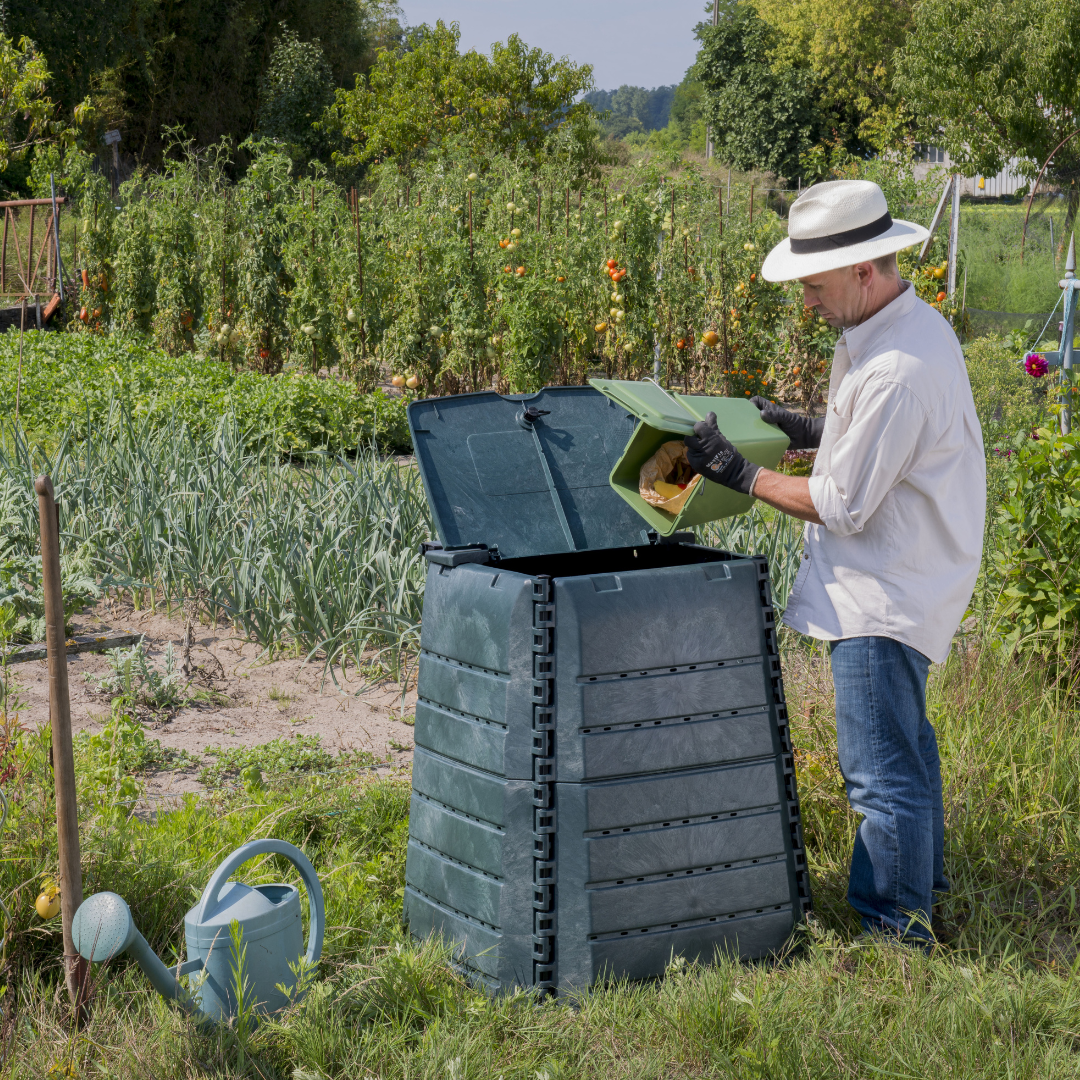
[808,379,930,536]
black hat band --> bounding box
[788,211,893,254]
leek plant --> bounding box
[0,411,431,683]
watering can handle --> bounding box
[197,839,325,968]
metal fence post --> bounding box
[947,174,961,309]
[1061,234,1076,435]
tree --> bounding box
[895,0,1080,224]
[9,0,397,168]
[328,21,594,170]
[693,1,826,179]
[0,35,68,171]
[257,27,336,170]
[753,0,915,150]
[583,85,677,139]
[667,80,705,148]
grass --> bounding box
[960,198,1070,317]
[2,637,1079,1077]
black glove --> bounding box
[750,396,824,450]
[684,412,761,495]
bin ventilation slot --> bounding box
[421,649,508,679]
[580,704,768,735]
[578,655,759,683]
[412,791,505,833]
[585,803,782,838]
[586,852,788,889]
[587,902,793,942]
[418,698,509,731]
[405,885,500,931]
[409,838,505,881]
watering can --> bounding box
[71,839,324,1022]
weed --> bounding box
[198,734,375,790]
[91,640,186,711]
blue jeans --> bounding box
[829,636,947,941]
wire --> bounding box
[1025,290,1064,357]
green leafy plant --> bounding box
[198,734,373,790]
[991,412,1080,654]
[93,640,186,710]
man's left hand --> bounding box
[684,412,762,495]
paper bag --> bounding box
[639,440,702,514]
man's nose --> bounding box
[803,287,819,308]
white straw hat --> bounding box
[761,179,930,282]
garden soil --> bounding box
[13,598,416,805]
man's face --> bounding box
[799,264,868,328]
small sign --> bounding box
[104,129,121,146]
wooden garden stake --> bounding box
[15,299,25,422]
[537,191,541,232]
[749,185,754,224]
[36,475,87,1013]
[718,188,723,239]
[468,190,473,258]
[565,188,569,237]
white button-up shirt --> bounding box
[782,281,985,663]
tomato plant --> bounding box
[43,139,945,405]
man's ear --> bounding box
[854,261,874,287]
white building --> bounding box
[912,144,1030,198]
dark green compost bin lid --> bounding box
[407,386,651,559]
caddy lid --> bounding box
[588,377,702,435]
[407,386,650,560]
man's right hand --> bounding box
[750,396,825,450]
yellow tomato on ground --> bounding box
[36,890,60,920]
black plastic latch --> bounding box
[423,544,491,567]
[517,406,551,429]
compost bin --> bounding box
[403,385,810,995]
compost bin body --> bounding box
[403,387,810,995]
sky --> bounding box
[398,0,710,91]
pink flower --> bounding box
[1024,352,1049,378]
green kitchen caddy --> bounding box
[589,379,790,535]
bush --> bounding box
[0,331,412,454]
[991,416,1080,653]
[963,333,1045,448]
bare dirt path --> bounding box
[11,598,417,800]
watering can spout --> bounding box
[71,892,202,1015]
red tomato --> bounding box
[606,259,617,269]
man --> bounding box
[684,179,985,945]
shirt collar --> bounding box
[840,280,915,365]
